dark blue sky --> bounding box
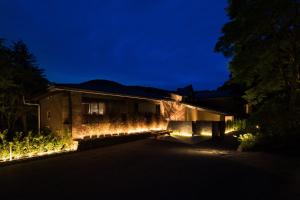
[0,0,229,90]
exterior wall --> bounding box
[167,120,225,138]
[138,102,156,113]
[193,121,213,136]
[40,91,86,137]
[185,107,198,121]
[71,92,82,136]
[70,92,164,139]
[225,115,234,122]
[197,111,222,121]
[167,105,225,137]
[184,107,222,122]
[106,100,128,114]
[160,102,224,122]
[80,93,160,115]
[40,92,69,134]
[167,121,193,134]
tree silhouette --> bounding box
[0,40,48,133]
[215,0,300,139]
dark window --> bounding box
[156,105,160,115]
[134,103,139,113]
[121,113,127,122]
[47,111,51,120]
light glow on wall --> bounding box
[170,131,193,137]
[200,130,212,136]
[170,131,212,137]
[73,120,167,139]
[225,128,234,134]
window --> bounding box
[134,103,139,113]
[85,102,105,115]
[47,111,51,120]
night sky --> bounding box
[0,0,229,90]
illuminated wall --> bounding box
[197,111,221,121]
[225,115,234,122]
[65,92,166,139]
[40,93,70,135]
[138,102,157,113]
[167,121,193,135]
[193,121,213,136]
[167,121,225,137]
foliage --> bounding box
[0,40,48,133]
[237,133,258,151]
[216,0,300,105]
[215,0,300,150]
[0,130,77,162]
[226,119,247,132]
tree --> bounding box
[215,0,300,137]
[0,40,48,133]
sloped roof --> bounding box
[52,80,173,100]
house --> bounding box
[36,80,232,139]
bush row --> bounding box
[225,119,247,133]
[0,130,77,162]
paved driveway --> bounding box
[0,138,299,199]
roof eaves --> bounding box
[50,85,171,102]
[183,103,228,115]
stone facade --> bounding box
[40,92,70,135]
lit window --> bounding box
[88,103,105,115]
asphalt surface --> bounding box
[0,138,299,199]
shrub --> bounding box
[226,119,247,133]
[0,130,77,162]
[237,133,258,151]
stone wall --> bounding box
[40,92,70,135]
[192,121,212,136]
[167,121,193,134]
[167,120,225,138]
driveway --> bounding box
[0,138,299,199]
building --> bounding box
[36,80,231,139]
